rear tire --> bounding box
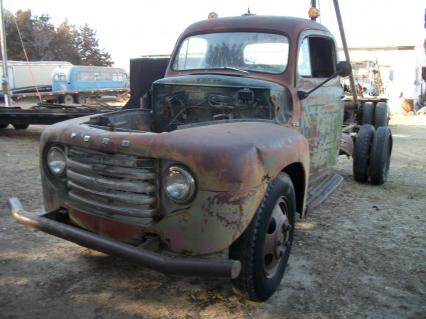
[361,102,374,125]
[369,126,392,185]
[353,124,375,183]
[374,102,389,128]
[229,173,296,302]
[75,94,87,104]
[63,94,74,106]
[12,124,29,130]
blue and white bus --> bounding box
[50,66,129,104]
[52,66,129,92]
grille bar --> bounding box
[67,158,156,180]
[66,146,158,219]
[67,170,156,193]
[68,191,156,218]
[68,181,155,205]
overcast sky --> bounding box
[4,0,425,70]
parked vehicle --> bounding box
[343,60,384,97]
[9,12,392,301]
[51,66,129,104]
[0,60,72,92]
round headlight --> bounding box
[47,147,66,176]
[165,166,196,203]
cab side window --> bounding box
[298,36,336,78]
[298,38,311,77]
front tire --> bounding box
[229,173,296,301]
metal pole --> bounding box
[332,0,358,104]
[0,0,11,107]
[311,0,317,21]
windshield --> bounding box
[172,32,289,74]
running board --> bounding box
[306,173,343,212]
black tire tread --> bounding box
[374,102,389,128]
[369,126,392,185]
[229,179,274,300]
[229,173,295,301]
[361,102,374,125]
[353,124,375,183]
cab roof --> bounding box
[181,15,330,37]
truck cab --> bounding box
[9,15,391,302]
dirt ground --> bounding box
[0,115,425,319]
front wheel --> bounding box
[229,173,296,301]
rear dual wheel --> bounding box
[353,125,392,185]
[361,103,375,126]
[361,102,389,128]
[369,126,392,185]
[229,173,296,302]
[353,124,375,183]
[374,102,389,127]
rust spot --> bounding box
[262,173,272,183]
[203,190,256,232]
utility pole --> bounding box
[332,0,358,104]
[0,0,11,107]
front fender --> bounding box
[40,119,309,254]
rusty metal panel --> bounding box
[40,116,310,254]
[155,186,267,255]
[298,78,344,176]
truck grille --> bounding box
[66,146,158,219]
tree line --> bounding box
[3,10,113,66]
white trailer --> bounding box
[0,61,72,91]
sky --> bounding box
[4,0,425,70]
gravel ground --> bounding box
[0,116,425,319]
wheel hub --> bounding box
[263,198,292,278]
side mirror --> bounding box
[336,61,352,77]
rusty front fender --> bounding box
[40,118,309,254]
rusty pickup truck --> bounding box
[9,14,392,301]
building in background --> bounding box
[339,41,426,113]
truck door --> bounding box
[297,34,343,176]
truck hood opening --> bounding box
[85,75,292,133]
